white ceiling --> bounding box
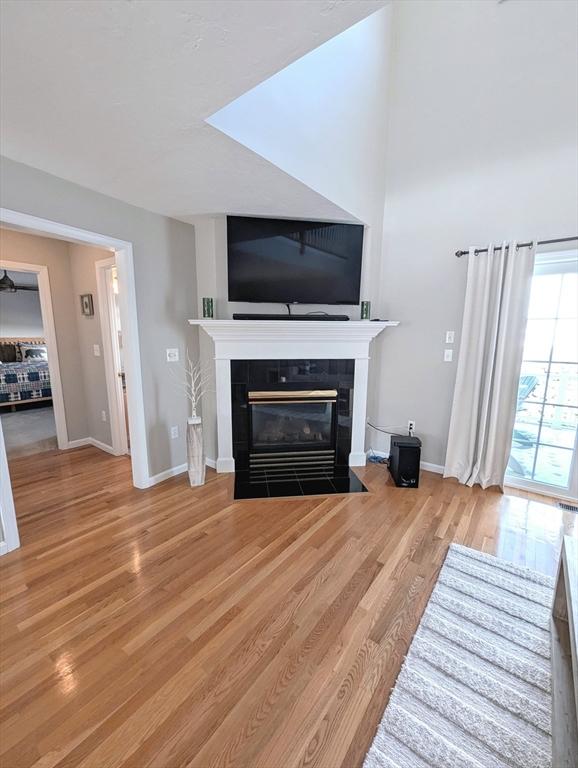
[0,0,386,223]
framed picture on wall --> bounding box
[80,293,94,317]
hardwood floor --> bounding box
[1,447,576,768]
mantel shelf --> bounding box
[188,319,399,344]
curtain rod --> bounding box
[455,236,578,258]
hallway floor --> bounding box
[1,404,57,458]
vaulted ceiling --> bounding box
[0,0,386,223]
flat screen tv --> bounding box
[227,215,363,305]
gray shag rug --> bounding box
[364,543,555,768]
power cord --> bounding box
[367,421,405,437]
[366,422,408,467]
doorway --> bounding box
[506,248,578,500]
[0,208,149,555]
[0,270,57,457]
[96,258,129,456]
[0,258,68,453]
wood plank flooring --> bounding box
[1,447,576,768]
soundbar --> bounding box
[232,313,350,321]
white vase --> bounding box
[187,416,205,486]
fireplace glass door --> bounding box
[251,401,334,452]
[249,391,336,454]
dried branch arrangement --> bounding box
[169,350,213,419]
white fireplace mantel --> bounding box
[188,319,399,473]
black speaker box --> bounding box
[389,436,421,488]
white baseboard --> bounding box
[421,461,444,475]
[367,449,444,475]
[64,437,116,455]
[65,438,91,450]
[146,456,218,488]
[146,462,188,487]
[90,438,116,455]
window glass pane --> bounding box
[514,401,543,428]
[511,419,539,448]
[507,441,536,479]
[558,273,578,319]
[540,405,578,449]
[523,319,555,361]
[511,402,542,450]
[509,264,577,492]
[518,362,548,404]
[552,319,578,363]
[527,273,561,318]
[546,363,578,407]
[533,445,573,487]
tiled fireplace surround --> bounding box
[231,359,365,498]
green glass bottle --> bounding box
[202,297,214,318]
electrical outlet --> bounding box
[101,410,107,422]
[445,330,455,344]
[444,348,453,362]
[93,344,101,356]
[408,420,416,433]
[166,348,179,363]
[170,425,179,439]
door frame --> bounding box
[505,247,578,502]
[0,207,148,491]
[0,422,19,555]
[95,257,129,456]
[0,259,68,449]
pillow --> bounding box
[0,342,18,363]
[19,343,48,361]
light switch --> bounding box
[93,344,101,356]
[444,348,453,362]
[166,348,179,362]
[445,331,455,344]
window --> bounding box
[507,251,578,496]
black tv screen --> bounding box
[227,216,363,305]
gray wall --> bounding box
[368,0,578,466]
[0,157,198,476]
[0,272,43,336]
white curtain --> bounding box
[444,241,535,489]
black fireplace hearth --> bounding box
[231,359,367,499]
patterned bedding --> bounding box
[0,361,52,404]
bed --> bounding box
[0,338,52,408]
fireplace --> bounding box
[249,388,337,472]
[231,359,367,499]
